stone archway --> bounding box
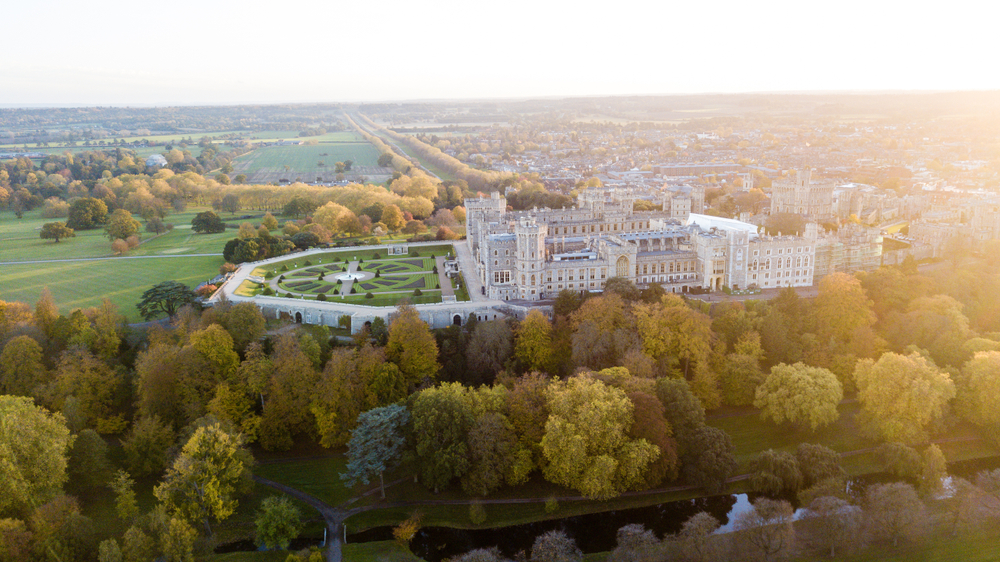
[295,312,302,323]
[453,314,462,326]
[616,256,629,277]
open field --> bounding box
[231,143,388,184]
[0,208,232,319]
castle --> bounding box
[466,189,820,301]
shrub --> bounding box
[358,258,364,264]
[373,252,381,259]
[545,496,559,513]
[280,264,288,271]
[196,284,217,298]
[433,265,439,274]
[264,271,274,279]
[350,287,357,294]
[279,275,286,282]
[393,512,422,547]
[304,260,312,266]
[336,278,342,284]
[413,289,422,296]
[317,294,327,301]
[333,289,339,295]
[365,292,374,299]
[262,287,274,296]
[375,270,381,278]
[436,283,440,289]
[469,501,487,525]
[220,262,238,275]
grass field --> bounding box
[231,142,386,184]
[0,208,231,320]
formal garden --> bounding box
[234,244,469,306]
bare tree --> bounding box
[733,498,795,561]
[802,496,862,558]
[862,482,927,548]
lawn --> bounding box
[342,541,423,562]
[255,456,356,507]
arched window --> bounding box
[616,256,629,277]
[531,274,536,285]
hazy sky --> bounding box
[2,0,994,106]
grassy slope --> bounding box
[232,143,381,175]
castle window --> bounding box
[494,250,498,256]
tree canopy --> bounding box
[136,281,197,320]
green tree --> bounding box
[682,425,736,493]
[154,423,252,538]
[0,396,73,517]
[956,351,1000,433]
[191,211,225,234]
[411,383,474,493]
[40,222,75,243]
[66,197,108,230]
[340,404,410,499]
[109,470,139,524]
[876,442,923,479]
[386,304,440,387]
[254,496,302,550]
[53,347,122,429]
[104,209,142,242]
[515,310,553,372]
[754,363,843,431]
[462,412,526,497]
[749,449,803,494]
[920,444,947,496]
[795,443,843,487]
[261,212,278,231]
[99,539,122,562]
[67,429,111,489]
[854,352,956,444]
[541,376,659,499]
[466,320,513,385]
[136,281,197,320]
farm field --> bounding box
[231,142,388,184]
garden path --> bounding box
[435,256,454,298]
[254,475,345,562]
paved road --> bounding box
[0,254,218,265]
[453,240,486,301]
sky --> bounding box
[2,0,995,106]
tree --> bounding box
[218,301,267,354]
[112,238,129,255]
[530,530,582,562]
[876,442,923,479]
[633,295,713,378]
[104,209,142,242]
[67,429,111,489]
[40,222,75,243]
[466,320,513,385]
[386,304,440,387]
[749,449,803,494]
[804,496,861,558]
[812,273,876,347]
[920,444,947,496]
[515,310,553,373]
[411,383,474,493]
[610,523,661,562]
[220,193,240,214]
[0,335,47,397]
[541,376,659,499]
[854,352,956,444]
[254,496,302,550]
[99,539,122,562]
[382,204,405,232]
[0,396,72,517]
[154,422,252,538]
[66,197,108,229]
[754,363,843,431]
[261,212,278,231]
[122,416,175,477]
[733,498,795,562]
[678,512,722,562]
[340,404,410,499]
[53,347,122,430]
[462,412,524,497]
[956,351,1000,433]
[682,425,736,493]
[109,470,139,524]
[191,211,225,234]
[136,281,197,320]
[863,482,927,547]
[795,443,843,487]
[627,391,679,487]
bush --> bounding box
[333,289,339,295]
[365,292,374,299]
[373,252,381,259]
[264,271,274,279]
[433,265,439,274]
[436,283,440,289]
[413,289,422,296]
[279,275,286,282]
[304,260,312,266]
[350,287,357,294]
[280,264,288,272]
[262,287,274,296]
[375,269,381,278]
[336,278,342,284]
[469,501,487,525]
[545,496,559,513]
[317,293,327,301]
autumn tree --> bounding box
[754,363,843,431]
[956,351,1000,436]
[682,425,736,493]
[541,376,659,499]
[154,422,252,539]
[122,415,175,477]
[854,352,956,443]
[633,294,713,378]
[0,396,73,517]
[67,429,111,490]
[466,320,514,385]
[66,197,108,229]
[515,309,553,373]
[811,273,876,347]
[104,209,142,242]
[40,222,75,243]
[749,449,803,494]
[0,335,47,397]
[386,304,439,387]
[52,347,123,430]
[627,391,679,487]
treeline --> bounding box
[356,113,514,192]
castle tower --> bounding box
[690,184,705,214]
[515,216,547,301]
